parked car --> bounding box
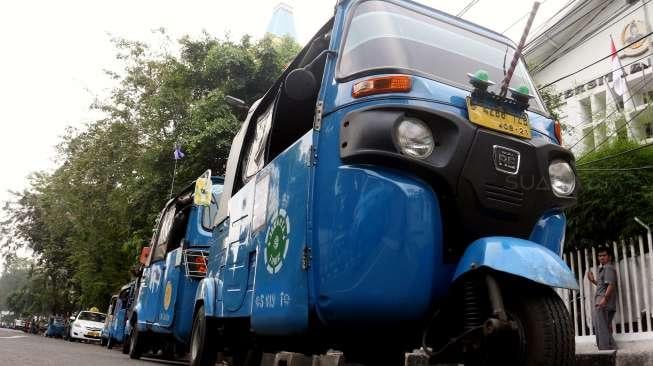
[184,1,580,365]
[69,311,106,342]
[125,172,223,360]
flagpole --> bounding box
[169,158,178,199]
[610,34,639,139]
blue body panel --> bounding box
[132,182,222,344]
[203,133,312,335]
[529,211,566,255]
[453,237,579,290]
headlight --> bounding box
[549,160,575,196]
[394,117,435,159]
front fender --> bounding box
[195,277,220,317]
[453,237,578,290]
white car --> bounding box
[69,311,107,342]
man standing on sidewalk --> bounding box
[588,247,618,350]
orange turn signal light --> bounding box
[554,120,563,145]
[352,75,412,98]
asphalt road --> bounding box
[0,328,187,366]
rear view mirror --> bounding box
[139,246,151,265]
[285,68,316,101]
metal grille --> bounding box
[183,249,209,278]
[483,183,524,208]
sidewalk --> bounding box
[576,333,653,366]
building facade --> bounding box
[266,2,298,40]
[524,0,653,156]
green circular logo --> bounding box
[265,209,290,274]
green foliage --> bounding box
[0,33,300,315]
[538,86,562,122]
[566,140,653,249]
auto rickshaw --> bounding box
[125,172,224,360]
[102,282,136,349]
[184,0,580,365]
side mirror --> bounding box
[284,68,317,101]
[139,247,151,265]
[69,316,75,321]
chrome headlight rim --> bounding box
[393,116,435,159]
[548,159,576,197]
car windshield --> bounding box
[77,312,106,323]
[339,0,545,111]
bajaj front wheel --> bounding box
[474,285,574,366]
[190,305,219,366]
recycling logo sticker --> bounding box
[264,209,290,274]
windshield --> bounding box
[77,312,106,323]
[339,0,544,111]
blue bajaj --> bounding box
[102,282,135,349]
[190,1,579,365]
[127,172,224,360]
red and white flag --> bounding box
[610,37,625,96]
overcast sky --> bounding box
[0,0,571,269]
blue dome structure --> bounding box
[266,2,297,39]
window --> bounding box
[202,192,222,230]
[243,103,275,182]
[339,1,544,111]
[151,206,176,263]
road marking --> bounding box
[0,335,28,339]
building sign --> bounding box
[621,20,649,57]
[561,60,650,99]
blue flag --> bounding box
[173,144,185,160]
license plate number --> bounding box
[466,98,531,139]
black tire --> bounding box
[189,305,219,366]
[477,285,574,366]
[100,337,107,347]
[121,335,130,354]
[106,336,113,349]
[128,325,143,359]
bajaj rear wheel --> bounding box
[473,285,574,366]
[190,305,219,366]
[128,325,143,359]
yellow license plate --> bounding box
[86,331,99,337]
[466,97,531,139]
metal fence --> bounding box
[557,232,653,338]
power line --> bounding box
[562,66,652,136]
[538,30,653,90]
[524,0,593,49]
[577,165,653,171]
[575,100,651,159]
[502,0,552,34]
[457,0,480,17]
[524,0,597,52]
[577,142,653,166]
[532,0,623,72]
[563,72,652,147]
[531,0,650,72]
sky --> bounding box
[0,0,572,270]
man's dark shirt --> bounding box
[595,263,618,311]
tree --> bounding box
[0,32,300,313]
[566,140,653,249]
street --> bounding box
[0,328,186,366]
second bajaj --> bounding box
[185,0,580,365]
[126,172,224,360]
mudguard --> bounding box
[195,277,220,318]
[453,237,579,290]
